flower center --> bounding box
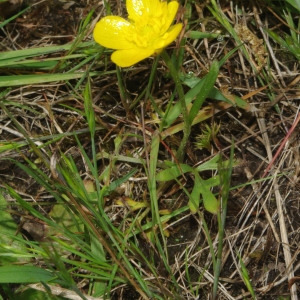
[127,14,167,48]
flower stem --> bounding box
[161,50,190,162]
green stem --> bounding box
[161,50,191,162]
[212,211,225,299]
[212,143,234,299]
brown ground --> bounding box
[0,0,299,299]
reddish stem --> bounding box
[262,112,300,178]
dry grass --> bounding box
[0,0,299,299]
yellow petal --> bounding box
[127,0,163,21]
[93,16,135,50]
[111,48,155,67]
[154,23,182,49]
[164,1,180,32]
[127,0,145,20]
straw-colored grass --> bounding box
[0,0,299,299]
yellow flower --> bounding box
[93,0,182,67]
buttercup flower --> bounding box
[93,0,182,67]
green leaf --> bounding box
[188,173,219,214]
[0,193,29,264]
[84,78,95,136]
[188,61,219,123]
[286,0,300,11]
[0,42,93,66]
[181,73,249,110]
[156,163,193,181]
[0,6,29,29]
[266,28,300,60]
[163,75,207,127]
[0,266,55,283]
[195,154,221,172]
[237,252,257,299]
[187,31,221,39]
[108,168,137,192]
[196,155,239,172]
[49,204,84,233]
[188,173,202,213]
[204,176,220,187]
[90,234,106,262]
[201,179,219,214]
[164,62,248,127]
[0,73,97,87]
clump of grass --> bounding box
[194,122,220,152]
[266,5,300,61]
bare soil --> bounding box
[0,0,299,299]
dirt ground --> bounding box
[1,0,300,299]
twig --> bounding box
[258,109,299,300]
[28,283,101,300]
[262,111,300,178]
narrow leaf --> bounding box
[188,61,219,123]
[0,266,55,283]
